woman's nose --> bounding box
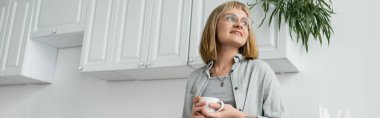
[233,22,243,29]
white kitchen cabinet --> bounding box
[0,0,58,85]
[29,0,89,48]
[110,0,149,71]
[79,0,115,72]
[80,0,193,80]
[189,0,301,73]
[0,0,10,62]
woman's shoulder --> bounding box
[188,61,213,78]
[187,65,208,80]
[244,59,278,84]
[185,67,208,87]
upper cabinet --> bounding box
[0,0,10,61]
[189,0,300,73]
[0,0,58,85]
[80,0,193,80]
[29,0,89,48]
[81,0,300,81]
[0,0,300,84]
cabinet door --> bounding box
[243,0,300,73]
[30,0,87,38]
[110,0,150,70]
[244,0,285,59]
[189,0,233,68]
[80,0,116,72]
[1,0,32,76]
[147,0,191,68]
[0,0,10,68]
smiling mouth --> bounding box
[230,31,242,37]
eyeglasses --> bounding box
[222,13,253,29]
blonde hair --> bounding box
[199,1,259,63]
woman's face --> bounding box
[216,8,250,48]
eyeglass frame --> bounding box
[220,13,253,30]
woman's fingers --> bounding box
[209,103,221,110]
[192,103,205,115]
[195,112,203,116]
[192,106,206,118]
[201,108,222,118]
[192,96,201,103]
[192,96,207,118]
[192,106,203,112]
[193,115,205,118]
[194,101,206,107]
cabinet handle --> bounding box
[139,62,145,67]
[146,62,151,66]
[78,66,82,71]
[52,29,57,34]
[189,58,194,63]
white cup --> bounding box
[199,97,224,112]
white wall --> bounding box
[278,0,380,117]
[1,0,380,117]
[0,47,187,118]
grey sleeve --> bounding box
[182,78,194,118]
[259,63,287,118]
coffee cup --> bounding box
[199,97,224,112]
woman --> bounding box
[182,1,286,118]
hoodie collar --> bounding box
[203,53,244,77]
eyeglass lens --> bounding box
[224,13,252,28]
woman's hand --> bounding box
[201,103,246,118]
[191,96,207,118]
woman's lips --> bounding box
[230,30,243,37]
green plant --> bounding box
[248,0,334,52]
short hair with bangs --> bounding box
[199,1,259,63]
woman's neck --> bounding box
[213,47,238,76]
